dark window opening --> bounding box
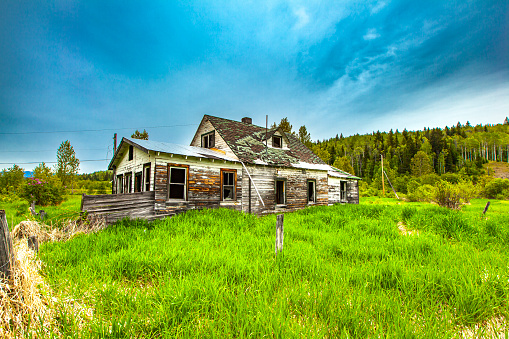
[169,167,186,199]
[275,179,285,205]
[201,132,215,148]
[308,180,316,203]
[144,165,151,191]
[340,181,347,201]
[273,136,282,148]
[222,171,235,200]
[134,172,142,192]
[128,145,134,161]
[116,175,123,194]
[125,173,132,193]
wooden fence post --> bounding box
[0,210,15,281]
[275,214,284,255]
[28,236,39,253]
[483,201,491,215]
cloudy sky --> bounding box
[1,0,508,173]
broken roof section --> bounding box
[204,115,326,167]
[108,137,238,169]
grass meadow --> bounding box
[37,199,509,338]
[0,194,82,228]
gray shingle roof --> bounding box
[205,115,326,167]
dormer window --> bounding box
[272,135,282,148]
[128,145,134,161]
[201,132,215,148]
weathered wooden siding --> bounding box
[346,179,359,204]
[328,177,359,204]
[153,155,243,214]
[113,146,155,193]
[242,165,328,215]
[190,119,239,160]
[81,191,156,224]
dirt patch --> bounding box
[486,162,509,179]
[397,221,419,236]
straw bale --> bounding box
[1,216,106,337]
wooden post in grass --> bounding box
[483,201,490,215]
[28,236,39,253]
[0,210,15,281]
[275,214,284,255]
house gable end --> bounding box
[190,116,238,160]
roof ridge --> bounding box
[205,114,266,129]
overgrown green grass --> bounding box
[0,194,82,227]
[39,203,509,338]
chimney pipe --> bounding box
[241,117,252,124]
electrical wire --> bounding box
[0,159,109,165]
[0,123,199,135]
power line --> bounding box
[0,148,108,153]
[0,159,109,165]
[0,123,199,135]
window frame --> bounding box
[221,169,237,201]
[272,135,282,148]
[275,178,287,205]
[116,174,123,194]
[128,145,134,161]
[143,163,151,192]
[124,172,132,194]
[307,179,316,204]
[201,131,215,148]
[167,163,189,201]
[340,181,347,202]
[134,171,142,193]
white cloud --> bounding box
[363,28,380,40]
[293,7,310,30]
[371,1,387,14]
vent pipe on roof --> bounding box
[241,117,252,124]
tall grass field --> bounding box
[39,200,509,338]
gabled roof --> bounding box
[108,137,238,169]
[204,115,326,167]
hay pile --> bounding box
[1,217,106,338]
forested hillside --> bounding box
[312,120,509,180]
[283,118,509,200]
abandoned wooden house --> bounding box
[81,115,360,222]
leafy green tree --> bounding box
[0,164,25,194]
[56,140,80,191]
[33,162,53,182]
[312,145,330,164]
[131,129,149,140]
[333,156,355,175]
[411,151,434,177]
[277,118,293,134]
[298,125,312,147]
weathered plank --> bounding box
[0,210,15,281]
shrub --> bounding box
[407,184,436,202]
[20,177,66,206]
[484,178,509,199]
[433,180,475,210]
[441,173,461,184]
[420,173,441,186]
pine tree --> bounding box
[56,140,80,191]
[131,129,149,140]
[278,118,293,134]
[298,125,312,147]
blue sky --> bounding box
[1,0,508,173]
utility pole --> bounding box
[381,154,385,197]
